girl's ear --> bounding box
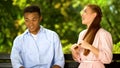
[93,13,97,18]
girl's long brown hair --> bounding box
[83,4,102,56]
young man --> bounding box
[10,5,64,68]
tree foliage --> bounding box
[0,0,120,54]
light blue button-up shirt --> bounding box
[10,26,65,68]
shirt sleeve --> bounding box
[98,30,113,64]
[10,36,23,68]
[52,32,65,68]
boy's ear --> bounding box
[40,16,42,22]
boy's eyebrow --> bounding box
[25,17,28,19]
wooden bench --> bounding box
[105,54,120,68]
[64,54,79,68]
[0,54,12,68]
[0,54,120,68]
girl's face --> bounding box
[80,6,97,27]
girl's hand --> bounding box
[71,43,80,62]
[80,40,91,50]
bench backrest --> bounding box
[0,54,12,68]
[0,54,120,68]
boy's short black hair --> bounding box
[23,5,41,16]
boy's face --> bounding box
[24,12,42,34]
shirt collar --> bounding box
[23,25,44,35]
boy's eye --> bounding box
[33,18,37,21]
[25,19,29,22]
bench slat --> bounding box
[0,63,12,67]
[0,54,10,60]
[113,54,120,60]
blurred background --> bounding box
[0,0,120,54]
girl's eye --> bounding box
[84,11,86,13]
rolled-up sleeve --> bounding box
[98,31,113,64]
[53,32,65,68]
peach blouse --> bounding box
[76,28,113,68]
